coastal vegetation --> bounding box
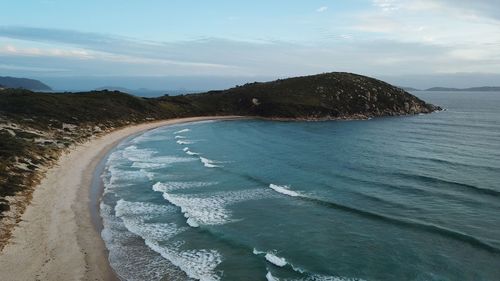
[0,72,439,249]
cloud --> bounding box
[316,6,328,13]
[372,0,400,12]
[0,27,238,71]
[0,25,499,79]
[372,0,500,21]
[0,44,93,59]
[0,64,67,72]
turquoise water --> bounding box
[100,91,500,281]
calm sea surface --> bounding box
[100,91,500,281]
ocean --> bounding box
[99,91,500,281]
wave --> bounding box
[132,155,196,169]
[176,140,193,145]
[174,135,186,139]
[200,157,221,168]
[255,249,363,281]
[254,249,305,274]
[110,199,222,281]
[115,200,186,242]
[404,155,500,173]
[131,131,171,144]
[117,145,195,170]
[158,189,268,227]
[115,199,177,217]
[131,162,166,169]
[265,252,287,267]
[184,149,199,156]
[104,166,154,191]
[145,240,222,281]
[152,181,217,193]
[394,172,500,198]
[266,184,500,254]
[174,129,190,134]
[266,272,365,281]
[122,145,156,162]
[100,201,188,281]
[266,271,279,281]
[253,248,266,255]
[269,184,301,197]
[305,275,366,281]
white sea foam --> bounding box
[186,150,199,156]
[252,246,365,281]
[115,199,177,217]
[265,252,287,267]
[177,140,193,145]
[307,275,367,281]
[266,271,280,281]
[152,181,217,193]
[253,248,266,255]
[104,166,153,192]
[160,189,267,227]
[200,157,221,168]
[174,129,190,134]
[131,135,170,144]
[174,135,186,139]
[183,147,189,152]
[162,193,229,227]
[254,249,307,274]
[122,145,156,162]
[269,184,301,197]
[100,201,187,281]
[109,199,224,280]
[132,155,196,170]
[145,240,222,281]
[115,200,185,242]
[131,162,166,169]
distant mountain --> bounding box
[425,86,500,92]
[94,86,190,97]
[0,76,52,91]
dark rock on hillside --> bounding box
[0,76,52,91]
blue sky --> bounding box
[1,0,500,89]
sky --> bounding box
[1,0,500,90]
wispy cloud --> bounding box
[372,0,400,12]
[0,64,67,72]
[0,44,93,59]
[316,6,328,13]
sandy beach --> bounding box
[0,116,243,281]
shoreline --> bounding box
[0,116,245,281]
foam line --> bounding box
[174,129,190,134]
[269,184,300,197]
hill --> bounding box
[159,72,439,119]
[0,77,52,91]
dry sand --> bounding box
[0,116,243,281]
